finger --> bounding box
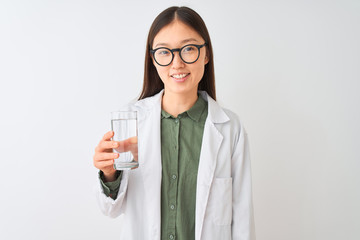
[128,144,138,161]
[97,140,119,152]
[94,152,119,162]
[128,136,138,144]
[94,159,114,169]
[118,136,138,151]
[114,143,138,155]
[102,131,114,141]
[117,137,138,160]
[132,149,138,160]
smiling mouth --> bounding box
[171,73,190,80]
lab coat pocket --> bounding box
[208,177,232,226]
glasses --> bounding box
[150,43,207,66]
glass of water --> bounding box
[111,111,139,170]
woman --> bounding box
[93,6,255,240]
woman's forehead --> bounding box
[153,20,204,48]
[153,38,201,49]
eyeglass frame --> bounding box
[150,43,207,66]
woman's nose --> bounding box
[171,52,185,68]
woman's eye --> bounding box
[158,50,170,56]
[183,46,196,53]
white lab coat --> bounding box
[95,90,256,240]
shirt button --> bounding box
[169,234,174,240]
[170,204,175,210]
[174,119,179,124]
[172,174,177,180]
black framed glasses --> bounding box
[150,43,207,66]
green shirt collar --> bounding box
[161,95,207,122]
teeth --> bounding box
[172,73,188,79]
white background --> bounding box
[0,0,359,239]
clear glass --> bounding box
[111,111,139,170]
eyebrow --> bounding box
[154,38,199,48]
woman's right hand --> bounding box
[93,131,119,182]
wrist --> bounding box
[102,170,117,182]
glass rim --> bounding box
[111,111,137,120]
[110,110,137,113]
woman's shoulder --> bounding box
[117,99,138,111]
[222,107,241,124]
[118,91,163,112]
[201,92,243,128]
[221,107,245,133]
[203,94,246,139]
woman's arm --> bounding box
[93,131,129,218]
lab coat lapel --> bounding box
[136,91,163,239]
[195,120,223,240]
[195,92,229,240]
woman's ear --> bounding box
[150,54,156,66]
[205,51,209,65]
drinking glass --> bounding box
[111,111,139,170]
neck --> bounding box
[162,90,198,117]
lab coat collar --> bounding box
[160,94,207,122]
[135,89,230,125]
[198,91,230,124]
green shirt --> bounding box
[99,95,208,240]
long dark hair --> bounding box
[138,6,216,100]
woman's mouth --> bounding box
[171,73,190,82]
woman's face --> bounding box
[152,20,208,97]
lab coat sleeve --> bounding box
[98,170,122,200]
[94,170,130,218]
[231,123,256,240]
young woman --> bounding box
[93,6,255,240]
